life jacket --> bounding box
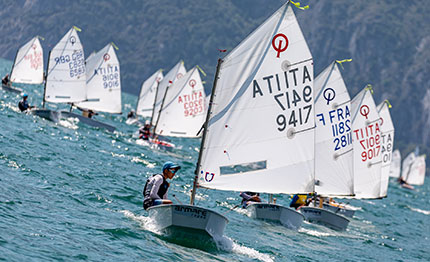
[295,195,308,205]
[143,174,169,210]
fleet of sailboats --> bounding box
[0,0,428,244]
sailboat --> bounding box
[2,36,44,93]
[32,26,86,122]
[350,85,382,199]
[151,61,186,126]
[153,67,206,138]
[377,100,395,197]
[298,61,354,231]
[402,153,426,186]
[389,149,401,178]
[71,42,122,132]
[147,1,313,239]
[135,69,164,119]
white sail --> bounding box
[351,87,382,199]
[151,61,186,125]
[136,69,163,117]
[405,155,426,185]
[314,62,353,197]
[45,27,86,103]
[389,149,401,178]
[197,4,315,194]
[10,37,44,84]
[377,101,395,197]
[154,67,206,137]
[401,152,416,182]
[75,43,122,113]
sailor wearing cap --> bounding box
[142,161,181,210]
[18,93,34,112]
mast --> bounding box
[153,80,170,136]
[149,79,161,127]
[42,50,51,108]
[190,58,223,205]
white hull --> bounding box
[299,206,350,231]
[31,109,115,132]
[247,203,304,229]
[322,203,355,218]
[1,83,23,94]
[148,204,228,243]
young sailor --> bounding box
[1,74,10,86]
[143,161,181,210]
[289,194,312,210]
[240,192,261,208]
[18,93,34,112]
[139,120,152,140]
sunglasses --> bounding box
[169,168,178,174]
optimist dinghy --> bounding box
[2,36,44,93]
[299,61,354,231]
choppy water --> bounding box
[0,58,429,261]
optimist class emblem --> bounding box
[70,36,76,45]
[177,73,183,79]
[272,33,289,58]
[32,44,37,50]
[360,105,370,119]
[202,171,215,182]
[323,88,336,105]
[103,53,110,61]
[189,79,196,88]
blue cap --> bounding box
[22,93,28,98]
[163,161,181,172]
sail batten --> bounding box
[197,4,315,194]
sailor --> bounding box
[18,93,34,112]
[289,194,312,210]
[240,192,261,208]
[127,110,135,119]
[142,161,181,210]
[2,74,10,86]
[139,120,152,140]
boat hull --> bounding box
[322,203,355,218]
[147,204,228,242]
[31,110,116,132]
[60,111,116,132]
[299,206,350,231]
[31,109,61,122]
[247,203,304,229]
[1,83,23,94]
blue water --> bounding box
[0,58,429,261]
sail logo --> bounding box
[189,79,196,88]
[103,53,110,62]
[201,171,215,182]
[69,36,76,45]
[177,73,183,79]
[360,105,369,119]
[272,33,289,58]
[323,88,336,105]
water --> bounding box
[0,58,429,261]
